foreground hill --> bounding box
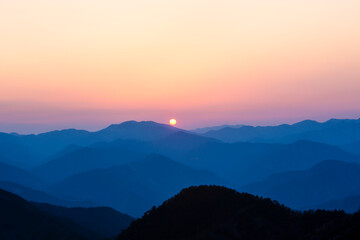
[49,154,226,216]
[0,188,134,240]
[0,181,97,208]
[33,203,134,238]
[241,160,360,209]
[203,118,360,145]
[0,188,92,240]
[118,185,360,240]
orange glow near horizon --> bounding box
[0,0,360,133]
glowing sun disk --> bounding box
[169,118,177,126]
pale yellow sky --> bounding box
[0,0,360,132]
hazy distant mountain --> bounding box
[95,120,183,141]
[34,146,145,182]
[241,160,360,210]
[315,195,360,213]
[33,203,134,238]
[0,133,45,168]
[0,188,94,240]
[73,134,360,186]
[203,118,360,145]
[0,121,182,168]
[180,140,360,185]
[92,131,220,161]
[202,120,321,142]
[118,185,360,240]
[341,140,360,155]
[48,154,226,216]
[0,161,45,189]
[47,144,83,160]
[190,124,245,134]
[154,131,221,151]
[136,131,221,160]
[2,118,359,169]
[0,181,97,208]
[0,129,94,167]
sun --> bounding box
[169,118,177,126]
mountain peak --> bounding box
[104,121,174,131]
[95,121,181,141]
[292,119,319,127]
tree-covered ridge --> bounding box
[118,185,360,240]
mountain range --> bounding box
[0,121,182,168]
[241,160,360,210]
[201,118,360,145]
[47,154,226,216]
[34,146,145,182]
[45,129,359,186]
[179,140,360,185]
[1,117,360,235]
[4,185,360,240]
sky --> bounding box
[1,0,360,133]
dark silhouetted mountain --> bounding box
[180,140,360,185]
[34,146,145,182]
[203,118,360,145]
[0,181,97,208]
[33,203,134,238]
[315,195,360,213]
[0,188,96,240]
[0,161,45,189]
[241,160,360,210]
[48,154,226,216]
[117,185,360,240]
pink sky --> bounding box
[1,0,360,133]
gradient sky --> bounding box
[1,0,360,133]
